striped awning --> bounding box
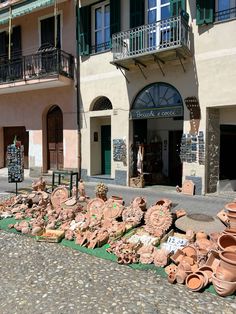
[0,0,55,25]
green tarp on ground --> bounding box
[0,217,234,298]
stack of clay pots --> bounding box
[211,233,236,296]
[224,202,236,236]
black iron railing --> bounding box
[215,7,236,22]
[0,49,74,84]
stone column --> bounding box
[206,108,220,193]
[29,130,43,177]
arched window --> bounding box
[92,97,112,111]
[131,83,183,119]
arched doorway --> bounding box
[131,82,183,186]
[47,105,63,170]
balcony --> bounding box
[0,49,74,94]
[111,15,191,70]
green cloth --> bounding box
[0,217,235,298]
[0,0,55,25]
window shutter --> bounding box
[196,0,214,25]
[170,0,186,16]
[11,26,22,59]
[0,31,7,59]
[130,0,144,28]
[78,5,91,56]
[110,0,120,35]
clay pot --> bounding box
[195,270,209,287]
[196,231,208,241]
[170,249,184,265]
[225,202,236,213]
[167,272,176,284]
[165,264,178,275]
[212,272,236,297]
[198,265,214,282]
[185,229,195,242]
[218,234,236,252]
[216,251,236,282]
[132,197,146,211]
[182,245,197,258]
[205,250,221,272]
[186,273,204,292]
[175,269,188,284]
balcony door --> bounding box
[40,15,61,74]
[47,106,63,170]
[146,0,170,50]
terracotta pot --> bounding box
[223,228,236,237]
[227,213,236,229]
[167,272,176,284]
[216,251,236,282]
[170,249,184,264]
[195,270,209,287]
[182,245,197,258]
[198,265,214,282]
[218,234,236,252]
[225,202,236,213]
[196,231,208,241]
[205,250,221,272]
[186,273,204,292]
[212,272,236,297]
[175,269,188,284]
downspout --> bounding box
[76,0,81,179]
[8,5,12,61]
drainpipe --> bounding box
[8,6,12,61]
[76,1,81,179]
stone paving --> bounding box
[0,231,236,314]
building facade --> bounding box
[0,0,78,176]
[1,0,236,195]
[78,0,236,194]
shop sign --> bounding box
[130,107,183,119]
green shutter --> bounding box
[170,0,186,17]
[196,0,214,25]
[110,0,120,35]
[77,5,91,56]
[130,0,144,28]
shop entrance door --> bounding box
[169,130,182,186]
[47,106,63,170]
[220,125,236,180]
[101,125,111,175]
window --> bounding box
[146,0,171,49]
[92,1,110,53]
[215,0,236,21]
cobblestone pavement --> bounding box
[0,231,235,314]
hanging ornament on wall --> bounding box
[185,97,201,135]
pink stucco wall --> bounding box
[0,1,78,171]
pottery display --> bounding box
[144,205,172,237]
[217,234,236,252]
[216,251,236,282]
[186,273,204,292]
[2,182,236,298]
[212,273,236,297]
[51,186,69,208]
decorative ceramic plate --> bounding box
[51,187,69,208]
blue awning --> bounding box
[0,0,55,25]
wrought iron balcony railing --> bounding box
[0,49,74,85]
[215,7,236,22]
[112,15,190,61]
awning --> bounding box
[0,0,55,25]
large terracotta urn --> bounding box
[216,251,236,282]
